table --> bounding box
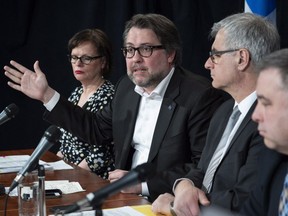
[0,149,150,215]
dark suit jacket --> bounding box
[43,66,225,201]
[185,99,265,211]
[241,148,288,216]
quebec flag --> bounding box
[245,0,276,25]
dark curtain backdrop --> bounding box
[0,0,287,152]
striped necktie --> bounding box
[279,173,288,216]
[202,105,241,193]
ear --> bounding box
[101,57,106,69]
[237,49,250,70]
[167,50,176,65]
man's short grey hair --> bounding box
[210,13,280,65]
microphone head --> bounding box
[44,125,61,143]
[8,126,61,194]
[4,103,19,119]
[134,162,155,182]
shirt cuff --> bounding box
[44,91,60,111]
[141,182,150,196]
[172,178,195,194]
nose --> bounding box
[130,50,143,62]
[204,57,213,70]
[74,58,84,66]
[252,103,261,123]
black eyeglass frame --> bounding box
[209,49,240,64]
[67,54,103,65]
[121,45,164,58]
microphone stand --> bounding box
[26,160,46,215]
[92,200,103,216]
[94,208,103,216]
[38,164,46,216]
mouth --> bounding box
[75,70,84,74]
[133,67,147,73]
[258,129,266,137]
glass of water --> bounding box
[18,172,39,216]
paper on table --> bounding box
[104,206,146,216]
[48,206,146,216]
[45,180,85,194]
[47,160,74,170]
[7,180,85,196]
[0,155,73,174]
[132,205,156,216]
[0,155,53,173]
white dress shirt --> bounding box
[132,68,175,195]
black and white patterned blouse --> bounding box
[58,80,115,179]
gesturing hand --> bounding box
[4,60,55,104]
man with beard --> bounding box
[4,13,224,201]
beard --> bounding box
[128,69,167,89]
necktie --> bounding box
[279,173,288,215]
[202,105,241,193]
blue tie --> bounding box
[279,173,288,216]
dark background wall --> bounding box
[0,0,287,152]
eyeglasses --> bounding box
[209,49,239,64]
[68,55,103,65]
[121,45,164,58]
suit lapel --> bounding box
[203,101,234,164]
[118,89,141,169]
[147,70,180,161]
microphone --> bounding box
[62,162,155,214]
[8,125,61,193]
[0,103,19,126]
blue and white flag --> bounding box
[245,0,276,25]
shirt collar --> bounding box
[234,91,257,115]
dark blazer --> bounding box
[185,99,265,211]
[241,148,288,216]
[44,66,225,201]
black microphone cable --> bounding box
[3,191,9,216]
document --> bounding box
[8,180,85,196]
[0,155,73,174]
[45,180,85,194]
[49,206,147,216]
[48,205,156,216]
[0,155,53,173]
